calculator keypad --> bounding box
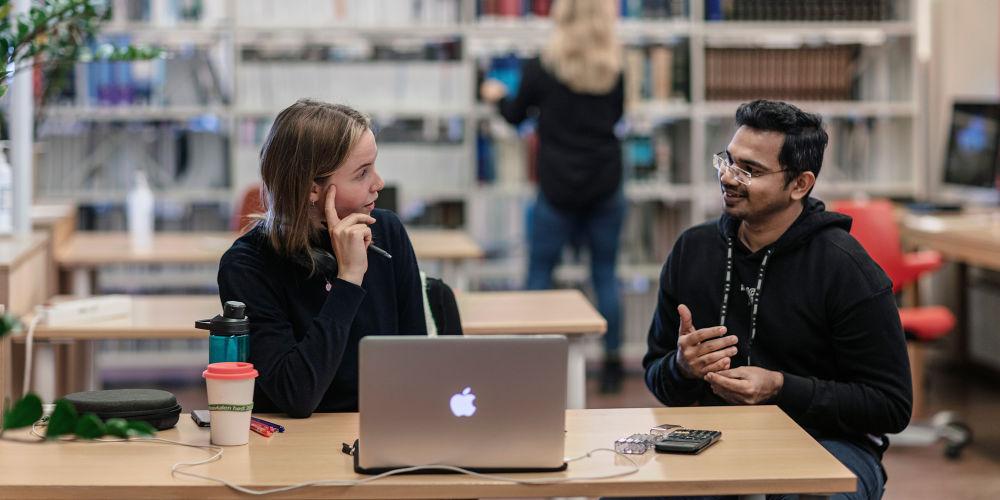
[653,429,722,454]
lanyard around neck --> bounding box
[719,236,774,366]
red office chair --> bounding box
[232,183,266,234]
[831,199,971,458]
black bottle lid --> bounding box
[194,301,249,336]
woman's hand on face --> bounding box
[479,79,508,103]
[324,184,374,286]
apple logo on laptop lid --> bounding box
[449,387,477,417]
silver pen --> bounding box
[369,244,393,259]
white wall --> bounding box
[928,0,1000,196]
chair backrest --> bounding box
[425,276,463,336]
[231,183,266,233]
[829,199,906,293]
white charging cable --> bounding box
[22,307,45,397]
[169,446,642,496]
[24,414,642,495]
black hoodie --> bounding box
[218,209,427,418]
[643,198,912,456]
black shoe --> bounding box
[599,358,624,394]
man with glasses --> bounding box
[643,100,911,499]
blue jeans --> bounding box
[526,190,625,354]
[605,438,885,499]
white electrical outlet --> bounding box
[42,295,133,326]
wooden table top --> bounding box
[0,406,854,499]
[20,289,605,341]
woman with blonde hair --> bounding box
[481,0,626,392]
[218,99,429,417]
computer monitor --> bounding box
[942,101,1000,190]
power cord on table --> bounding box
[27,418,642,496]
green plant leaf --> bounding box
[29,7,46,27]
[1,393,42,430]
[74,413,105,439]
[125,420,155,437]
[104,418,130,438]
[16,20,29,42]
[44,399,78,439]
[0,313,19,338]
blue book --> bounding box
[705,0,723,20]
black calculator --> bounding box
[654,429,722,454]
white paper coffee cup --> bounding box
[203,362,259,446]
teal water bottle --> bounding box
[195,301,250,363]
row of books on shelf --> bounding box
[77,202,230,232]
[110,0,226,25]
[705,46,857,101]
[624,43,690,106]
[45,44,227,108]
[37,123,229,196]
[477,0,688,19]
[234,0,462,27]
[241,38,463,63]
[236,61,470,113]
[705,0,899,21]
[114,0,901,29]
[477,0,552,18]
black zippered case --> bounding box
[63,389,182,431]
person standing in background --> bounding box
[481,0,626,393]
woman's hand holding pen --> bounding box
[325,184,374,286]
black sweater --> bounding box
[496,57,624,211]
[643,199,912,454]
[218,209,427,417]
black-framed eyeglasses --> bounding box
[712,151,788,186]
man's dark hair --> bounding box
[735,100,829,191]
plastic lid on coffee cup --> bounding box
[203,362,259,380]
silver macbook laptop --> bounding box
[358,335,568,472]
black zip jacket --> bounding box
[643,198,912,455]
[218,208,427,417]
[496,57,624,211]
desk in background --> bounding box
[56,229,484,296]
[900,211,1000,271]
[0,406,854,499]
[900,210,1000,364]
[21,289,605,408]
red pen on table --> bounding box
[250,419,274,437]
